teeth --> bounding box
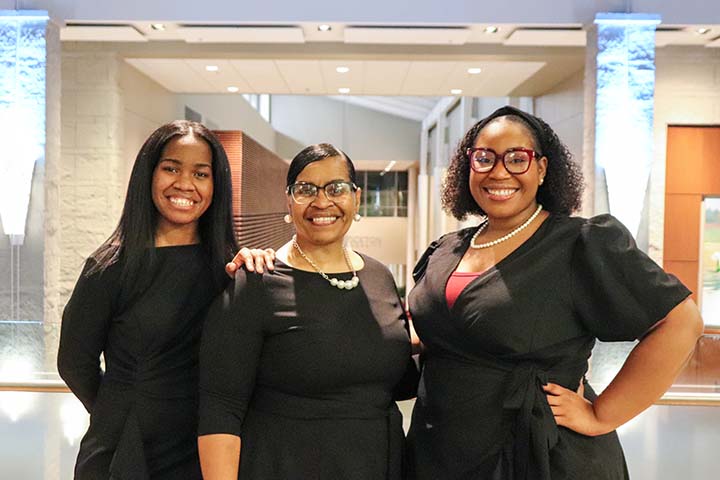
[311,216,338,225]
[170,197,194,206]
[487,189,516,196]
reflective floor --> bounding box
[0,392,717,479]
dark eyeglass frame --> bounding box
[286,180,358,204]
[466,147,540,175]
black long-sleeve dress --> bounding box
[58,245,222,479]
[199,254,416,480]
[406,214,691,480]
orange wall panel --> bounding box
[666,126,720,195]
[663,194,701,262]
[663,261,698,301]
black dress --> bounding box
[406,214,691,480]
[199,254,416,480]
[58,245,222,480]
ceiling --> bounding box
[60,20,720,120]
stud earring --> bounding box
[539,177,544,185]
[353,213,362,222]
[283,214,292,224]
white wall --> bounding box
[270,95,420,161]
[533,69,588,215]
[176,94,277,152]
[649,47,720,265]
[119,61,177,187]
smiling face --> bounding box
[288,156,361,248]
[469,117,547,224]
[151,134,214,244]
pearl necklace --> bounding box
[470,204,543,249]
[292,235,360,290]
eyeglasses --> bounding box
[466,147,539,175]
[286,180,357,204]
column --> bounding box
[584,13,661,244]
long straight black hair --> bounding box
[89,120,237,290]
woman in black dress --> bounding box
[198,143,416,480]
[57,120,238,479]
[406,106,704,479]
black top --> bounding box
[199,254,416,480]
[406,214,691,480]
[58,245,221,480]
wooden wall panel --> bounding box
[666,126,720,195]
[664,261,699,301]
[663,193,701,262]
[215,131,293,250]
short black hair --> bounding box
[442,105,584,220]
[90,120,237,290]
[286,143,356,186]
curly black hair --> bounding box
[441,105,584,220]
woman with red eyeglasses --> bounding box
[404,105,703,479]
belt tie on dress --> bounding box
[498,363,559,480]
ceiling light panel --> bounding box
[320,60,363,93]
[177,25,305,43]
[400,61,456,95]
[61,25,147,42]
[504,28,586,47]
[228,59,289,94]
[362,61,411,95]
[275,60,326,94]
[125,59,212,93]
[184,59,252,93]
[344,26,470,45]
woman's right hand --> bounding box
[225,248,276,277]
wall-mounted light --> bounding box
[467,67,482,74]
[338,87,350,94]
[336,66,350,73]
[318,24,332,32]
[227,86,239,93]
[696,27,710,35]
[450,88,463,95]
[484,26,498,34]
[205,65,219,72]
[151,23,166,31]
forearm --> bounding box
[198,434,241,479]
[593,298,702,434]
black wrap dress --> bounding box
[199,254,416,480]
[406,214,691,480]
[58,245,221,479]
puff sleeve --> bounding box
[571,214,691,342]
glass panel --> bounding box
[365,172,397,217]
[701,197,720,328]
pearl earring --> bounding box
[539,177,544,185]
[283,214,292,224]
[353,213,362,222]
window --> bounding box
[356,171,408,217]
[701,197,720,328]
[242,94,271,122]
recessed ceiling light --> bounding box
[336,66,350,73]
[450,88,463,95]
[318,24,332,32]
[697,27,710,35]
[484,26,498,34]
[467,67,482,74]
[338,87,351,94]
[227,86,239,93]
[206,65,219,72]
[150,23,166,31]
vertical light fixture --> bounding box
[592,13,660,238]
[0,10,49,320]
